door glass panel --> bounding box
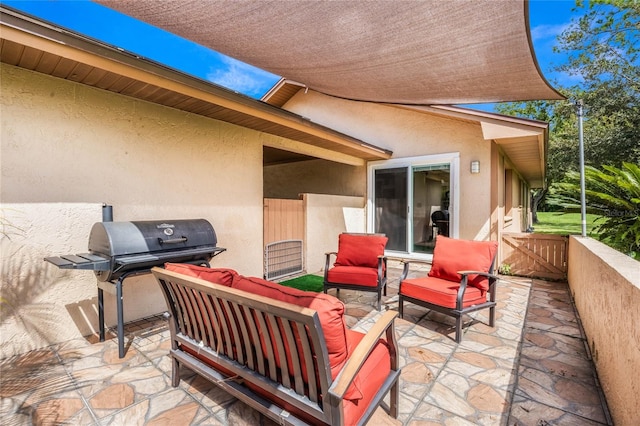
[374,167,407,251]
[412,164,450,254]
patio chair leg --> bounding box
[398,297,404,318]
[455,317,463,343]
[376,291,381,311]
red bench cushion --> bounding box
[343,330,392,425]
[231,275,364,401]
[428,236,498,291]
[326,265,379,287]
[401,275,485,308]
[335,234,387,268]
[164,263,237,287]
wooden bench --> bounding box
[151,267,400,426]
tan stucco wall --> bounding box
[303,193,365,274]
[567,237,640,425]
[264,159,365,199]
[284,91,493,241]
[0,65,269,357]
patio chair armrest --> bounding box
[324,252,338,279]
[455,270,500,308]
[328,310,398,400]
[399,258,433,281]
[457,270,500,281]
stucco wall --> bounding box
[283,91,493,241]
[264,159,365,199]
[567,237,640,425]
[303,193,365,274]
[1,65,266,357]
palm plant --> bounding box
[547,162,640,259]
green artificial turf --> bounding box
[279,274,324,292]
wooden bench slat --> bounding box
[211,296,234,358]
[255,310,278,382]
[245,307,266,376]
[267,314,291,389]
[233,303,255,370]
[282,318,305,396]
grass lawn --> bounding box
[534,212,601,236]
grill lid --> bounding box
[45,218,225,282]
[89,219,217,257]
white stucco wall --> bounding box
[0,65,267,357]
[283,91,493,241]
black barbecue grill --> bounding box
[45,216,225,358]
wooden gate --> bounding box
[500,233,569,280]
[263,198,305,279]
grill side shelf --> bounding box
[44,253,110,270]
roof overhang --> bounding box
[396,105,549,188]
[0,7,392,166]
[96,0,564,105]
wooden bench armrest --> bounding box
[328,310,398,399]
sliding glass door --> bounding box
[373,167,407,251]
[369,154,459,256]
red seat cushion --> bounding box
[335,234,388,268]
[401,276,486,308]
[231,275,363,401]
[428,236,498,291]
[327,265,379,287]
[342,329,392,425]
[164,263,237,287]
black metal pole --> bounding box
[102,204,113,222]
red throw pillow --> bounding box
[164,263,237,287]
[428,236,498,291]
[334,234,388,268]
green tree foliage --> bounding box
[547,162,640,259]
[496,1,639,221]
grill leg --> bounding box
[98,287,105,342]
[116,278,125,358]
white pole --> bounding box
[576,99,587,237]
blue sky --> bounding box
[2,0,580,105]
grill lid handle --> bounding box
[158,237,188,245]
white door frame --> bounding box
[367,152,460,258]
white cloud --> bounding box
[530,23,570,42]
[206,56,279,98]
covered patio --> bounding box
[1,264,610,425]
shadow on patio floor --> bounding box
[1,265,612,425]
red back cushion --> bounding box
[164,263,237,287]
[428,236,498,291]
[231,275,363,401]
[334,233,388,268]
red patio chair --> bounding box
[399,236,499,342]
[323,233,388,310]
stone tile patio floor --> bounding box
[2,264,612,425]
